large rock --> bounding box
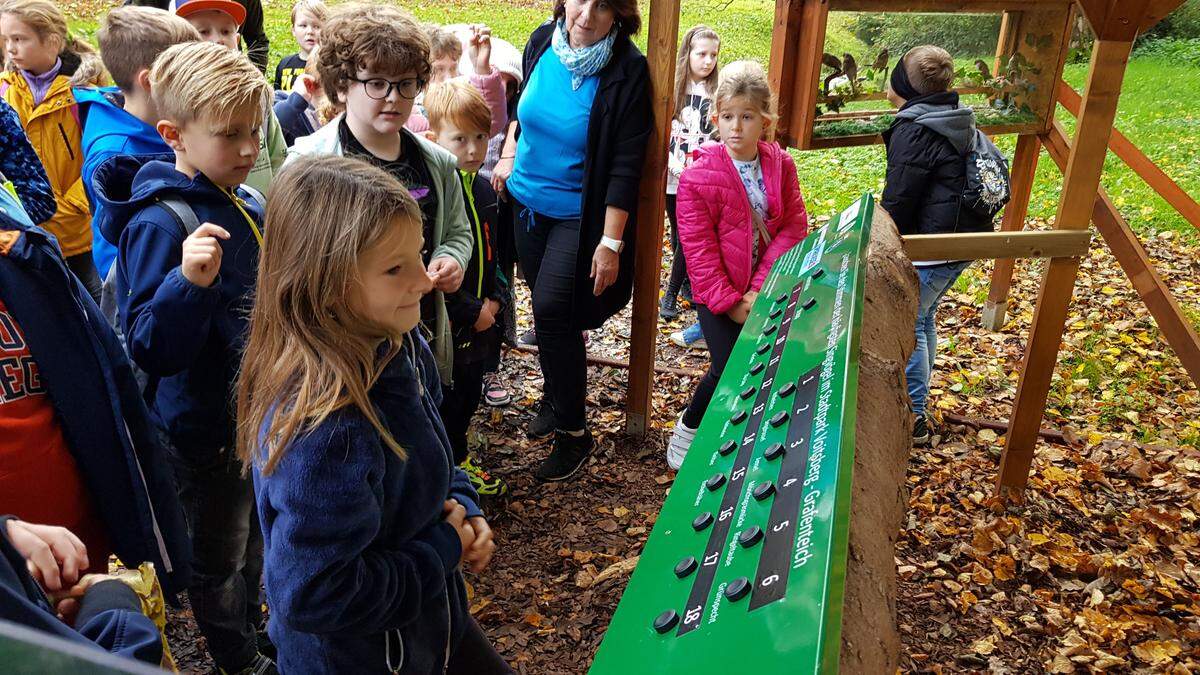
[839,207,918,674]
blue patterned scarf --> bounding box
[551,18,616,90]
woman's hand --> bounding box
[491,156,514,197]
[591,245,619,296]
[427,257,464,293]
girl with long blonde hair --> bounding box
[236,154,508,674]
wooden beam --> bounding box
[902,230,1090,261]
[982,134,1042,330]
[999,37,1134,497]
[1042,121,1200,387]
[1057,79,1200,231]
[832,0,1070,12]
[768,0,804,146]
[625,0,680,437]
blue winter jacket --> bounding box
[92,154,262,458]
[253,333,484,675]
[0,96,56,225]
[0,199,191,597]
[0,516,163,664]
[75,87,173,277]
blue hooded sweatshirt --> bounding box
[0,197,191,598]
[75,87,172,278]
[92,154,262,458]
[253,333,484,675]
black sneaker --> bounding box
[518,328,537,346]
[913,416,931,447]
[680,280,693,304]
[219,654,277,675]
[659,294,680,321]
[528,400,557,439]
[535,430,593,482]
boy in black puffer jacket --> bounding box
[882,45,995,447]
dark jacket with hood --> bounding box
[445,171,505,364]
[252,333,483,675]
[0,516,163,663]
[0,197,191,598]
[516,21,652,329]
[881,91,993,236]
[92,154,262,458]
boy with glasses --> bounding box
[286,2,472,390]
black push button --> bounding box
[763,442,785,460]
[812,268,825,280]
[719,439,737,456]
[753,481,776,501]
[763,324,778,336]
[738,526,764,548]
[739,386,756,400]
[730,410,748,424]
[769,411,789,427]
[756,342,771,355]
[802,298,817,310]
[750,362,765,376]
[705,473,727,491]
[769,308,783,319]
[778,382,797,397]
[775,292,788,303]
[724,577,751,601]
[654,610,680,633]
[674,556,698,578]
[692,512,714,531]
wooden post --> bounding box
[997,37,1134,496]
[1042,121,1200,387]
[981,133,1041,330]
[625,0,680,437]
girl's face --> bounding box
[688,37,719,82]
[351,221,433,336]
[0,14,60,75]
[341,67,419,138]
[714,95,769,162]
[292,10,321,57]
[564,0,615,49]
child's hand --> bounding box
[291,73,316,102]
[181,223,230,288]
[49,573,109,625]
[463,516,495,573]
[428,257,464,293]
[742,290,759,306]
[468,25,492,75]
[728,299,752,324]
[443,500,475,565]
[474,302,496,332]
[5,520,89,593]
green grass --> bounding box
[67,1,1200,240]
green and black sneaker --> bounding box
[459,454,508,497]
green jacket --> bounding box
[246,107,286,196]
[284,116,473,383]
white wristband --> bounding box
[600,235,624,253]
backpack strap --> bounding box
[154,197,201,238]
[237,183,266,212]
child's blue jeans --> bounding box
[906,262,971,418]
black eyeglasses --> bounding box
[351,76,426,100]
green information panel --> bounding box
[591,194,875,674]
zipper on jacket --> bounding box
[58,123,75,161]
[460,171,485,298]
[385,628,405,673]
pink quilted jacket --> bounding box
[677,141,809,315]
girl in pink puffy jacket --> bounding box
[666,61,810,470]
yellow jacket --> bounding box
[1,71,92,257]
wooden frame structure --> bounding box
[625,0,1191,498]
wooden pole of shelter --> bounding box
[624,0,681,437]
[1040,121,1200,387]
[997,36,1135,496]
[981,133,1042,330]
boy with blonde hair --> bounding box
[92,40,275,675]
[423,80,508,497]
[78,5,198,278]
[274,0,325,91]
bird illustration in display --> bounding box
[975,59,992,81]
[871,48,889,73]
[842,52,859,95]
[821,52,842,96]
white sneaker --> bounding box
[666,415,698,470]
[670,330,708,350]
